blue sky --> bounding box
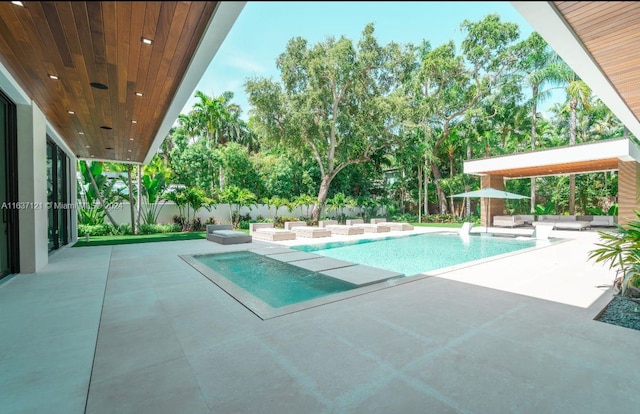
[182,1,552,119]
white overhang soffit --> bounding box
[464,138,640,176]
[510,1,640,140]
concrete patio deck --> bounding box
[1,227,639,413]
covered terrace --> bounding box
[464,138,640,226]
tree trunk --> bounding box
[531,85,538,213]
[127,165,137,234]
[430,162,448,214]
[417,163,422,223]
[83,161,119,227]
[423,160,429,216]
[569,174,576,215]
[569,100,577,214]
[311,174,332,222]
[136,164,142,231]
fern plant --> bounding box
[588,211,640,297]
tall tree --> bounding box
[406,14,520,213]
[246,24,409,221]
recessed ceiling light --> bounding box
[78,131,84,135]
[127,149,132,152]
[68,110,75,115]
[129,138,134,141]
[141,37,153,45]
[135,92,143,97]
[90,155,95,158]
[85,145,90,148]
[11,1,24,7]
[48,74,59,80]
[131,120,137,124]
[126,158,130,161]
[90,82,108,90]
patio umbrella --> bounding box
[450,187,530,232]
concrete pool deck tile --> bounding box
[349,376,462,414]
[86,357,210,414]
[187,336,329,413]
[320,265,403,286]
[288,256,356,272]
[5,230,640,413]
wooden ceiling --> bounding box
[481,158,620,179]
[553,1,640,126]
[0,1,217,162]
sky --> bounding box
[181,1,554,119]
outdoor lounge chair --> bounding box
[249,223,296,241]
[206,224,252,245]
[345,219,391,233]
[370,218,414,231]
[319,220,365,235]
[590,215,616,227]
[284,221,332,238]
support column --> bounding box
[17,103,48,273]
[480,175,504,228]
[618,160,640,226]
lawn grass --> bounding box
[412,222,466,228]
[73,231,207,247]
[73,228,252,247]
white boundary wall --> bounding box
[102,202,364,225]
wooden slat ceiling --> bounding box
[554,1,640,125]
[482,158,619,179]
[0,1,217,162]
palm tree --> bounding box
[557,62,592,214]
[517,32,562,213]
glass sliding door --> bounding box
[46,138,70,252]
[0,90,19,278]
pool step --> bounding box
[253,248,403,287]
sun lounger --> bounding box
[319,220,365,235]
[345,219,391,233]
[284,221,332,238]
[206,224,252,245]
[370,218,414,231]
[249,223,296,241]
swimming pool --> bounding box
[183,232,542,318]
[292,232,538,276]
[192,250,356,308]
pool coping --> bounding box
[180,232,569,320]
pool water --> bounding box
[292,232,537,276]
[194,251,356,308]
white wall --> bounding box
[17,103,48,273]
[99,202,363,226]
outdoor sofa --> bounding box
[492,215,526,228]
[249,223,296,241]
[206,224,252,245]
[533,215,591,231]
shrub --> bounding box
[77,224,114,237]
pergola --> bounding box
[464,138,640,226]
